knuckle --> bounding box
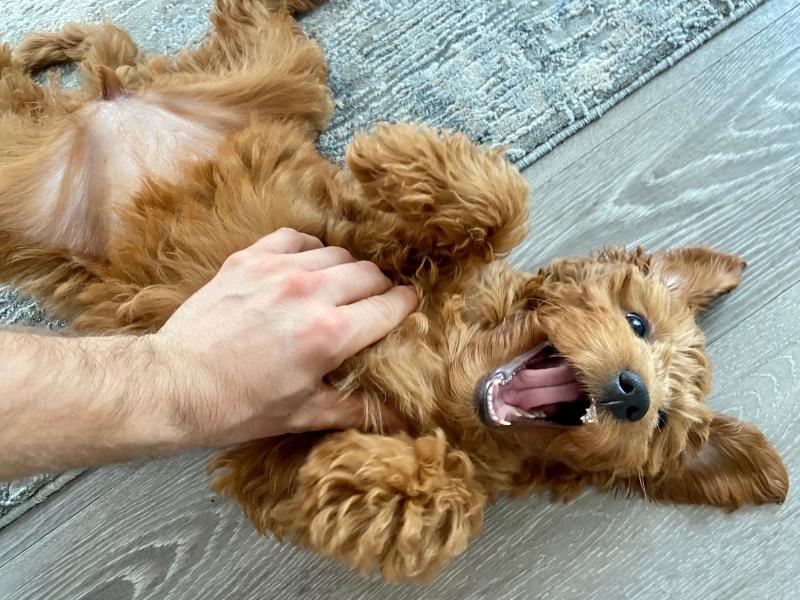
[279,271,321,298]
[274,226,298,238]
[255,254,284,274]
[356,260,387,281]
[329,246,355,263]
[266,227,301,248]
[223,250,248,269]
[307,310,349,347]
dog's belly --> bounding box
[33,94,241,255]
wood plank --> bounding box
[0,463,142,568]
[0,450,389,600]
[513,4,800,346]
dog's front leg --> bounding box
[341,123,530,276]
[266,429,487,582]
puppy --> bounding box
[0,0,787,582]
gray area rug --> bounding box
[0,0,765,526]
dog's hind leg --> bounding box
[143,0,331,131]
[13,22,141,75]
[207,0,326,58]
[153,35,331,135]
[13,21,144,96]
[0,44,56,118]
[210,0,325,34]
[160,0,326,75]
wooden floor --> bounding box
[2,1,799,598]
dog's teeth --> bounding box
[499,419,511,426]
[581,402,598,424]
[486,384,503,425]
[518,409,544,419]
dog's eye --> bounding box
[625,312,649,338]
[656,409,668,430]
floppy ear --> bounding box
[641,414,788,510]
[650,246,747,311]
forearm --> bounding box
[0,230,416,478]
[0,331,184,479]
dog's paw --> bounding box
[271,430,487,582]
[346,123,529,262]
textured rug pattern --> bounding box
[1,0,765,525]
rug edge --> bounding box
[0,470,84,530]
[513,0,769,170]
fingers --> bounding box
[283,385,362,433]
[292,385,405,433]
[322,261,393,306]
[294,246,356,271]
[338,286,418,357]
[251,232,370,280]
[251,228,324,254]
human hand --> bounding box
[150,228,417,447]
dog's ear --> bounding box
[649,246,747,311]
[641,413,787,510]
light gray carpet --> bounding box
[0,0,766,525]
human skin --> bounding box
[0,228,417,479]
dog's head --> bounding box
[460,246,787,509]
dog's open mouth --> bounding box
[475,342,597,427]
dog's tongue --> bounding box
[499,361,582,410]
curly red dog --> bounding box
[0,0,787,582]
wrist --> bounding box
[135,333,219,451]
[114,334,193,454]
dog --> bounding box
[0,0,788,582]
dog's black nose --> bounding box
[600,370,650,422]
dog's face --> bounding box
[463,246,787,509]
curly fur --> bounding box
[0,1,788,582]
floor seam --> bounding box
[706,277,800,348]
[0,459,152,570]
